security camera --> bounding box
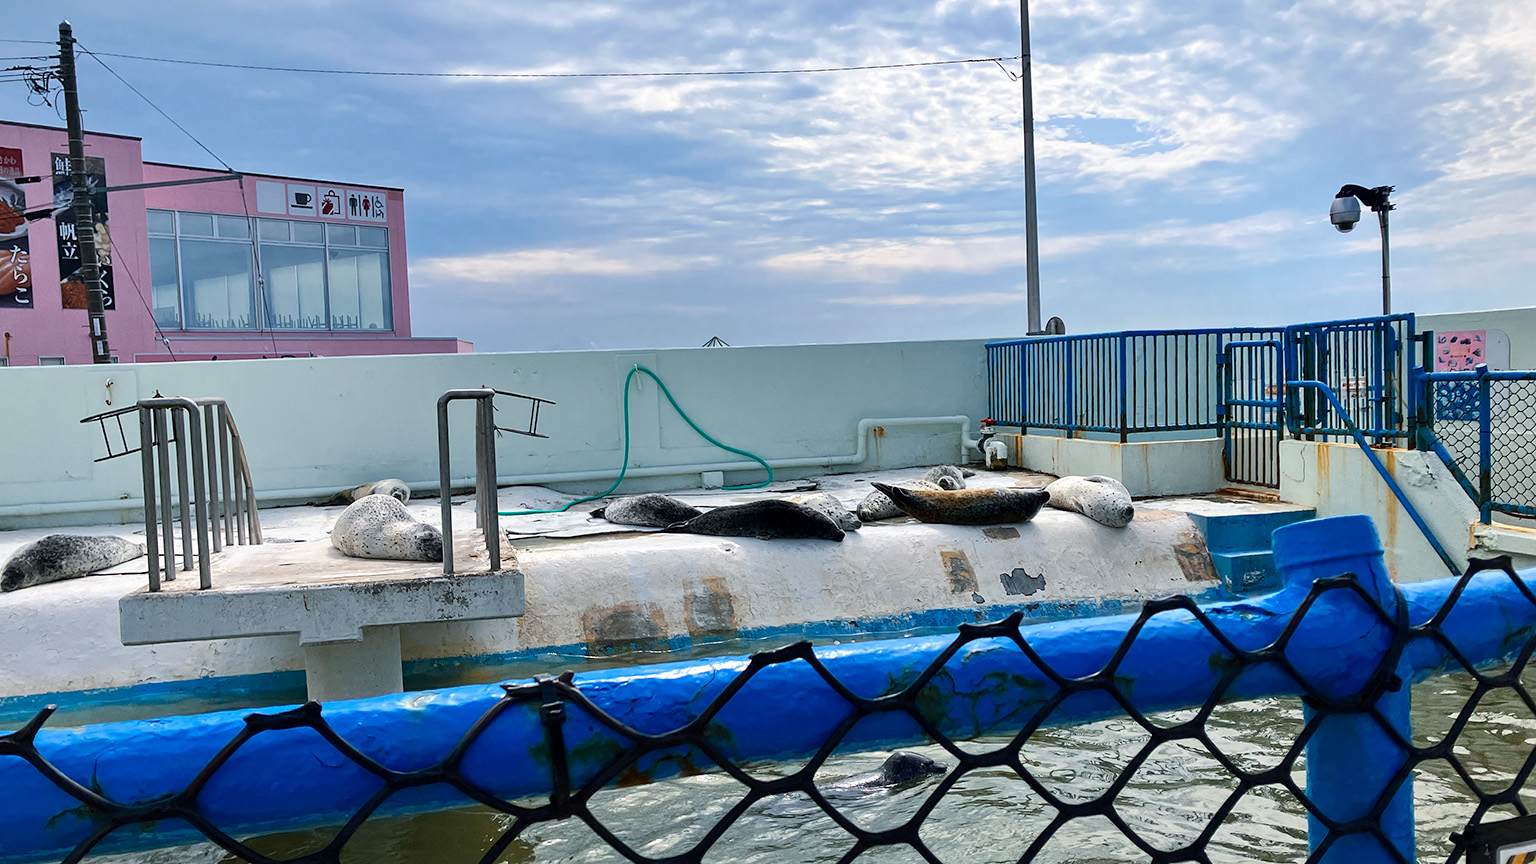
[1330,195,1362,233]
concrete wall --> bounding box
[1420,307,1536,368]
[1009,434,1225,497]
[0,339,992,527]
[1274,440,1536,582]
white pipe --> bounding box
[0,416,976,519]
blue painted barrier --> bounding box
[2,516,1534,862]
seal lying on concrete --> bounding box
[871,482,1050,526]
[665,500,845,541]
[591,494,702,528]
[331,495,443,562]
[2,534,146,592]
[857,479,945,522]
[923,465,973,490]
[827,751,948,791]
[318,478,411,507]
[786,492,862,531]
[1044,475,1135,527]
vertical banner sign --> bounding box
[51,152,114,310]
[0,147,32,309]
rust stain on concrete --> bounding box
[1172,534,1218,583]
[582,601,669,655]
[939,550,978,594]
[981,526,1020,541]
[684,576,739,641]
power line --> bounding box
[79,46,233,173]
[79,50,1022,79]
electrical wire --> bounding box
[112,243,178,362]
[79,46,233,173]
[81,50,1021,79]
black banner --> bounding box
[0,147,33,309]
[50,152,114,310]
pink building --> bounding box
[0,119,469,366]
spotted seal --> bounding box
[856,479,945,522]
[828,751,948,790]
[786,492,861,531]
[1045,475,1135,527]
[665,500,845,541]
[871,482,1050,526]
[591,494,702,528]
[331,495,443,561]
[319,478,411,507]
[922,465,973,490]
[2,534,145,592]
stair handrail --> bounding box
[1286,379,1460,575]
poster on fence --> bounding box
[1435,330,1512,421]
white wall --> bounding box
[1009,435,1225,497]
[0,340,991,527]
[1420,307,1536,368]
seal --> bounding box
[871,482,1049,526]
[665,500,845,541]
[786,492,862,531]
[856,479,944,522]
[319,478,411,507]
[1044,475,1135,527]
[331,495,443,562]
[922,465,972,490]
[591,494,702,528]
[2,534,146,592]
[828,751,948,790]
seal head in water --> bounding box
[2,534,146,592]
[331,494,443,561]
[1044,475,1135,527]
[871,482,1049,526]
[829,751,948,790]
[592,494,703,528]
[666,499,845,541]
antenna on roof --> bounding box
[702,336,729,347]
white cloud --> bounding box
[826,287,1030,306]
[412,246,717,285]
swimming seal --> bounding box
[319,478,411,507]
[1045,475,1135,527]
[922,465,972,490]
[2,534,146,592]
[829,751,948,790]
[591,494,703,528]
[786,492,862,531]
[665,500,845,541]
[856,479,945,522]
[871,482,1049,526]
[331,495,443,562]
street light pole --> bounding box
[1376,204,1390,316]
[1019,0,1042,335]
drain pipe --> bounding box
[0,417,978,519]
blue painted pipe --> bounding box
[3,517,1533,862]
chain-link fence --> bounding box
[3,536,1536,864]
[1427,371,1536,521]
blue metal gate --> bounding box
[1218,338,1285,487]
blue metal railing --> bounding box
[985,327,1284,440]
[1417,364,1536,523]
[1285,314,1416,443]
[0,516,1530,863]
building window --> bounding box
[0,357,9,367]
[39,356,65,366]
[147,209,392,333]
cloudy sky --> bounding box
[4,1,1533,351]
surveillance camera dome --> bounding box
[1330,196,1361,233]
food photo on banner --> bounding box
[0,146,34,309]
[51,152,114,311]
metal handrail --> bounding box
[138,397,261,591]
[437,389,501,575]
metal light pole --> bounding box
[57,20,112,364]
[1019,0,1042,334]
[1330,184,1395,316]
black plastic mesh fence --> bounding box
[1431,378,1536,517]
[5,557,1536,864]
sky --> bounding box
[3,1,1534,352]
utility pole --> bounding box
[57,20,112,364]
[1019,0,1042,335]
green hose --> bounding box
[498,364,774,516]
